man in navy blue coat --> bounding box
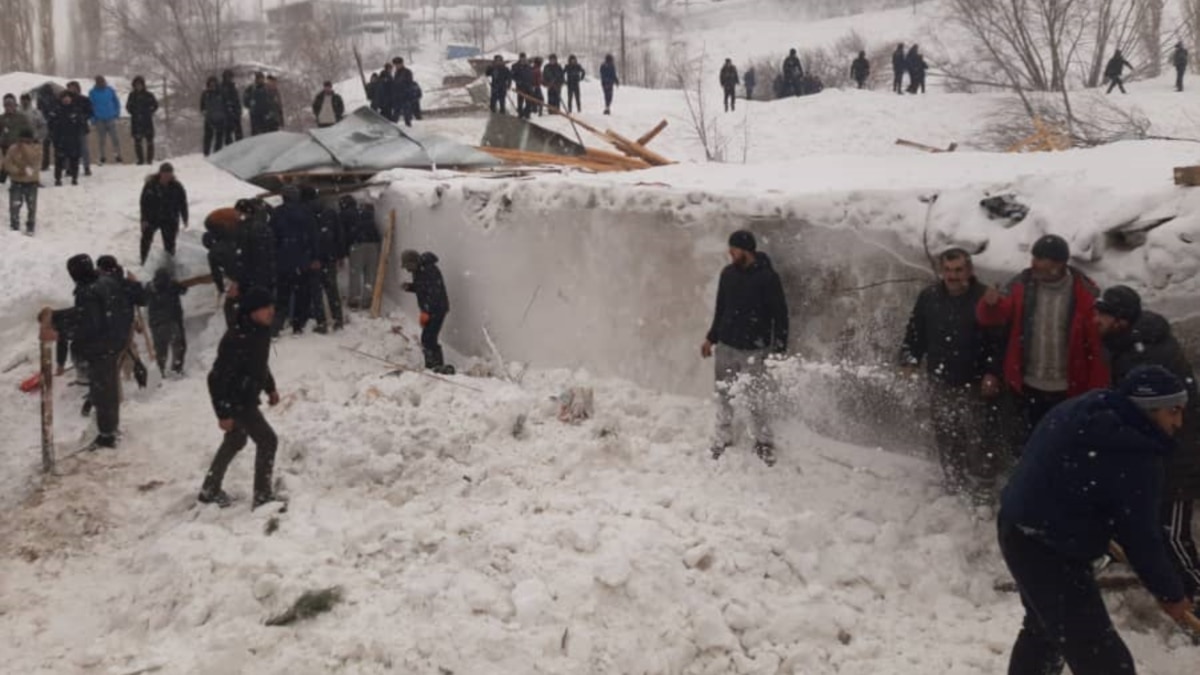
[998,365,1194,673]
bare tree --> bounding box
[671,49,727,161]
[103,0,234,91]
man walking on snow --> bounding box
[139,162,189,265]
[720,58,739,112]
[899,249,1004,499]
[999,365,1194,673]
[1173,42,1189,92]
[976,234,1108,448]
[401,249,453,374]
[702,230,789,467]
[4,129,42,234]
[1105,49,1134,94]
[199,287,281,509]
[1094,285,1200,608]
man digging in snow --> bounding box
[702,230,789,466]
[401,249,453,375]
[199,287,281,509]
[999,365,1195,673]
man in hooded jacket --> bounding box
[401,249,452,374]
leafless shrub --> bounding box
[670,49,727,162]
[982,91,1151,151]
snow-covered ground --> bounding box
[4,1,1200,673]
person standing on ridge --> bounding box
[486,55,512,115]
[851,51,870,89]
[702,230,789,467]
[1094,285,1200,609]
[543,54,565,111]
[4,129,42,234]
[401,249,453,374]
[744,67,757,100]
[88,75,122,164]
[905,45,927,94]
[565,55,586,113]
[720,58,740,112]
[976,234,1108,448]
[220,69,244,144]
[600,54,619,114]
[1172,42,1189,92]
[311,81,345,128]
[199,286,281,509]
[892,43,907,94]
[200,76,227,156]
[998,365,1194,673]
[125,76,159,165]
[782,49,803,97]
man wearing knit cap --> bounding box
[977,233,1108,447]
[401,249,453,374]
[1096,284,1200,609]
[702,230,789,466]
[999,364,1193,673]
[200,286,281,508]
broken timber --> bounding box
[895,139,959,154]
[1174,166,1200,187]
[636,120,669,146]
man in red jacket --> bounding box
[976,234,1109,446]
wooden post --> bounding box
[370,209,397,318]
[38,338,54,474]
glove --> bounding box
[420,312,430,327]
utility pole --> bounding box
[619,11,626,83]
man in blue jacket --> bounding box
[998,365,1194,673]
[88,75,122,165]
[701,230,789,467]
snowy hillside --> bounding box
[4,1,1200,673]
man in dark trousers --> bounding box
[565,55,585,113]
[744,67,756,100]
[341,197,381,311]
[401,249,452,374]
[243,72,272,136]
[391,57,416,126]
[311,81,345,128]
[125,76,158,165]
[486,55,512,114]
[850,51,870,89]
[512,53,535,119]
[998,365,1194,673]
[905,45,927,94]
[701,230,789,467]
[600,54,619,115]
[892,43,907,94]
[305,188,344,333]
[782,49,803,97]
[543,54,565,111]
[146,268,187,378]
[1173,42,1189,92]
[1105,49,1134,94]
[199,287,281,509]
[719,58,739,112]
[220,69,244,145]
[900,249,1004,499]
[1095,285,1200,607]
[139,162,189,265]
[270,185,316,335]
[977,234,1108,446]
[97,255,149,390]
[40,254,132,450]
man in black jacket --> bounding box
[782,49,803,97]
[719,58,739,112]
[40,254,130,449]
[125,76,158,165]
[1095,285,1200,605]
[701,230,789,466]
[305,188,344,333]
[892,43,906,94]
[243,72,273,136]
[512,53,535,120]
[486,56,512,114]
[311,81,345,128]
[564,55,585,113]
[342,197,381,310]
[139,162,189,265]
[543,54,565,112]
[270,185,316,335]
[1173,42,1190,92]
[401,249,452,374]
[900,249,1004,498]
[220,69,244,144]
[850,51,870,89]
[199,287,281,508]
[1105,49,1134,94]
[146,267,187,377]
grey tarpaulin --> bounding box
[207,106,499,183]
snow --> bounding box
[3,1,1200,673]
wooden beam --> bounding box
[895,138,956,154]
[605,130,673,166]
[635,120,668,146]
[1174,165,1200,187]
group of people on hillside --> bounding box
[366,57,423,127]
[486,53,618,117]
[199,70,286,156]
[890,43,928,94]
[708,228,1200,669]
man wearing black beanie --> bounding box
[977,234,1108,445]
[701,229,789,466]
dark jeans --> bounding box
[489,91,507,114]
[202,407,278,500]
[422,312,446,369]
[133,133,155,165]
[517,87,534,119]
[998,521,1135,675]
[87,351,121,443]
[723,86,736,111]
[893,71,904,93]
[1163,500,1200,600]
[275,269,312,332]
[929,383,1001,498]
[54,150,80,184]
[855,77,866,89]
[1019,386,1068,451]
[223,296,237,329]
[1176,66,1186,92]
[151,320,186,375]
[140,222,179,265]
[1107,76,1126,94]
[907,74,926,94]
[224,118,243,145]
[547,86,562,111]
[10,182,37,231]
[41,138,52,170]
[567,84,581,112]
[602,83,614,110]
[203,121,225,156]
[311,264,343,327]
[745,85,754,100]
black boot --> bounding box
[198,489,233,508]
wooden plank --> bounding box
[38,335,54,473]
[605,130,673,166]
[477,147,641,172]
[635,120,668,146]
[371,210,396,319]
[895,138,949,153]
[180,273,214,289]
[1174,166,1200,187]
